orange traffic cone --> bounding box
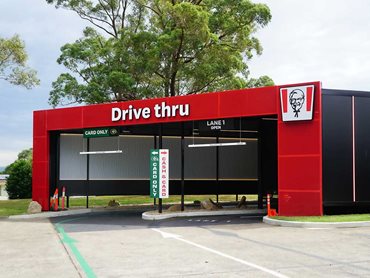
[267,194,278,217]
[54,188,59,211]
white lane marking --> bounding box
[211,220,216,222]
[151,228,289,278]
[226,220,231,223]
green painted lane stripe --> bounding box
[55,218,96,278]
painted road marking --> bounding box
[55,218,96,278]
[151,228,289,278]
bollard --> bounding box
[61,186,66,210]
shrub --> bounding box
[6,159,32,199]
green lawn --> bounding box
[0,199,31,217]
[68,194,252,208]
[0,194,254,216]
[273,214,370,222]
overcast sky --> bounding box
[0,0,370,167]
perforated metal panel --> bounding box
[89,136,153,180]
[59,134,258,181]
[219,138,257,179]
[59,134,87,180]
[185,137,217,179]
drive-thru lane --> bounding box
[51,210,370,278]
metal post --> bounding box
[257,121,263,209]
[236,194,238,202]
[216,136,219,204]
[67,195,70,208]
[154,135,157,207]
[158,125,163,213]
[56,133,61,209]
[181,122,185,211]
[86,138,90,209]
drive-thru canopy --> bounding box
[33,81,370,216]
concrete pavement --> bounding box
[3,209,370,278]
[0,219,80,278]
[52,211,370,277]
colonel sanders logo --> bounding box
[280,85,315,122]
[289,89,305,117]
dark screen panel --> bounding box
[322,95,353,203]
[355,97,370,201]
[261,119,277,194]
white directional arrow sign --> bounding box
[151,228,181,239]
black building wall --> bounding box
[322,89,370,210]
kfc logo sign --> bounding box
[280,85,315,122]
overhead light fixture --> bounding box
[80,150,123,155]
[188,142,246,148]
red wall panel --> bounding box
[278,120,321,155]
[277,81,323,216]
[33,111,47,137]
[46,107,83,130]
[33,137,48,163]
[279,191,322,216]
[278,156,321,191]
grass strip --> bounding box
[273,214,370,222]
[68,195,255,208]
[0,199,30,216]
[0,195,256,216]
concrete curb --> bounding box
[263,216,370,228]
[142,209,266,220]
[9,209,92,219]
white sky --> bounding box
[0,0,370,166]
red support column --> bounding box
[32,111,50,211]
[277,82,323,216]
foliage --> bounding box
[46,0,273,107]
[3,148,32,174]
[17,148,33,161]
[5,159,32,199]
[5,148,33,199]
[0,35,40,89]
[246,75,274,88]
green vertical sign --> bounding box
[150,149,160,198]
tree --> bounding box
[6,160,32,199]
[5,148,32,199]
[47,0,273,107]
[0,35,40,89]
[17,148,33,161]
[246,75,274,88]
